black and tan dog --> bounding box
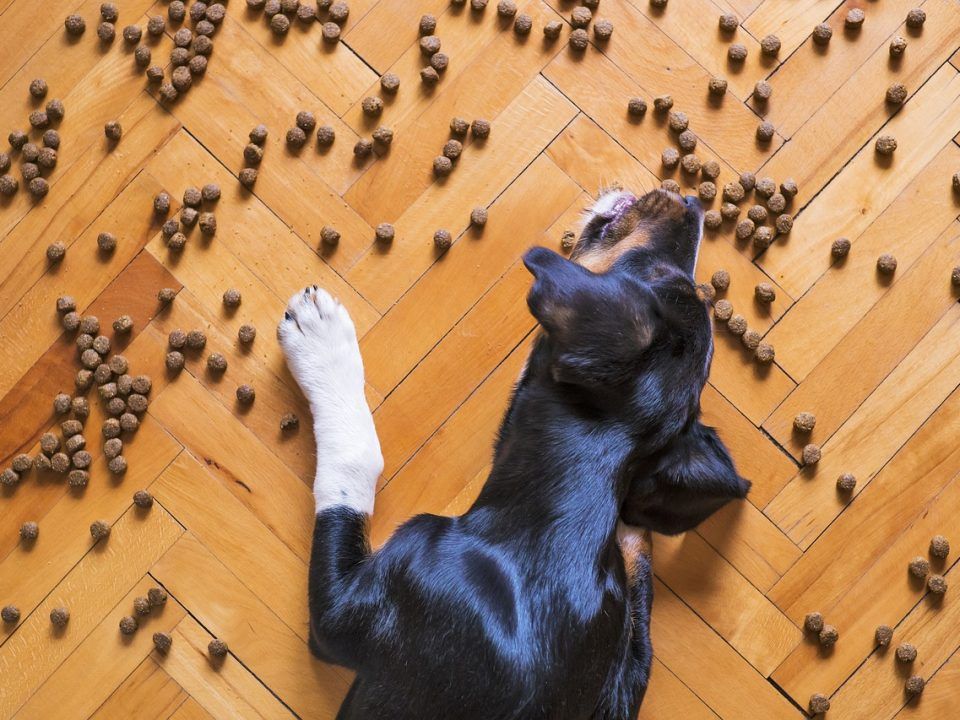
[278,189,750,719]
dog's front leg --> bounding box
[279,287,385,668]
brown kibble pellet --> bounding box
[29,78,48,100]
[286,127,307,149]
[321,21,341,43]
[652,95,673,114]
[708,77,728,97]
[808,694,830,715]
[812,23,832,45]
[133,596,152,616]
[108,455,127,475]
[735,219,755,241]
[727,315,747,336]
[661,148,679,169]
[443,139,463,161]
[570,6,590,28]
[775,214,793,235]
[65,14,86,35]
[754,81,773,103]
[1,468,20,486]
[238,324,256,344]
[593,19,613,40]
[97,21,116,42]
[90,520,112,541]
[875,135,897,155]
[498,0,518,17]
[1,605,20,624]
[20,521,38,540]
[148,14,166,35]
[223,288,242,308]
[756,121,775,142]
[905,675,925,696]
[92,335,111,356]
[165,351,185,372]
[122,24,142,43]
[886,83,908,105]
[148,587,167,606]
[119,413,138,432]
[569,28,589,50]
[929,535,950,559]
[718,13,738,32]
[50,607,70,627]
[127,393,147,414]
[419,35,441,56]
[236,384,256,404]
[314,125,336,148]
[470,207,488,227]
[51,452,71,473]
[698,182,716,201]
[198,212,216,236]
[46,241,66,263]
[794,412,816,433]
[54,393,72,414]
[721,202,740,220]
[380,73,400,95]
[818,624,838,647]
[153,632,172,653]
[803,612,823,634]
[372,126,393,147]
[433,155,453,177]
[207,353,227,372]
[875,624,893,647]
[836,473,856,492]
[543,20,563,39]
[703,210,722,230]
[906,9,926,28]
[710,269,730,292]
[755,343,775,364]
[354,138,374,157]
[375,223,395,243]
[63,312,81,331]
[419,13,437,35]
[320,226,340,247]
[0,174,18,196]
[238,168,258,189]
[73,397,90,422]
[668,110,688,134]
[119,615,138,635]
[713,299,733,322]
[104,121,122,142]
[104,438,123,460]
[896,643,917,663]
[209,638,228,658]
[845,8,864,28]
[927,574,947,595]
[102,418,122,439]
[831,238,851,259]
[909,556,930,578]
[877,253,897,274]
[243,143,264,166]
[660,179,680,194]
[40,432,61,455]
[680,154,701,175]
[755,283,776,304]
[802,444,821,466]
[890,36,907,56]
[62,419,83,438]
[728,43,747,62]
[65,434,86,454]
[361,96,383,117]
[433,228,453,251]
[72,450,92,469]
[146,66,164,84]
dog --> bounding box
[278,188,750,719]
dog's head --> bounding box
[522,189,749,534]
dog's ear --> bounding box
[523,246,659,386]
[621,421,750,534]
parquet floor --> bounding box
[1,0,959,717]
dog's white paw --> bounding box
[279,286,383,515]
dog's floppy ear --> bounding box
[523,246,659,386]
[621,421,750,535]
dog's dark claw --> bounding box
[285,311,292,320]
[313,284,318,291]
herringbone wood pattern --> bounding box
[1,0,959,717]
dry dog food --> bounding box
[845,8,864,28]
[668,110,688,133]
[708,77,728,97]
[661,148,679,169]
[354,138,374,157]
[735,219,755,241]
[223,288,242,308]
[102,418,122,439]
[718,13,738,32]
[97,22,116,42]
[569,28,589,50]
[209,638,229,658]
[50,607,70,627]
[361,96,383,117]
[236,384,256,404]
[434,229,453,251]
[133,596,152,616]
[627,97,647,118]
[909,556,930,578]
[1,605,19,623]
[29,78,48,99]
[710,269,730,292]
[443,139,463,161]
[375,223,395,243]
[65,14,86,35]
[831,238,851,259]
[927,574,947,595]
[593,19,613,40]
[818,624,838,647]
[570,6,590,27]
[808,694,830,715]
[760,34,781,56]
[905,675,925,696]
[755,283,776,304]
[434,156,453,177]
[875,624,893,647]
[886,83,908,105]
[372,126,394,146]
[929,535,950,559]
[775,214,794,235]
[653,95,673,113]
[755,343,775,364]
[148,587,168,607]
[876,253,897,274]
[470,207,488,227]
[802,444,821,466]
[756,121,775,142]
[890,36,907,56]
[905,9,926,28]
[875,135,897,155]
[703,210,722,230]
[543,20,563,39]
[238,324,257,344]
[713,299,733,322]
[207,353,227,372]
[678,130,697,152]
[793,412,816,433]
[286,127,307,149]
[727,315,747,336]
[90,520,112,541]
[238,168,258,189]
[896,643,917,663]
[20,521,39,540]
[698,181,716,201]
[836,473,856,492]
[727,43,747,62]
[243,143,264,165]
[119,616,138,635]
[153,632,172,653]
[680,154,701,174]
[165,351,185,372]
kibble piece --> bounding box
[929,535,950,559]
[354,138,374,157]
[570,6,591,28]
[101,418,121,441]
[119,413,138,432]
[667,110,688,134]
[845,8,864,28]
[0,174,17,196]
[701,160,720,181]
[419,13,437,35]
[905,675,925,697]
[766,193,786,215]
[703,210,722,230]
[20,521,39,541]
[29,78,48,100]
[321,21,341,43]
[433,229,453,251]
[108,354,128,375]
[908,556,930,578]
[223,288,242,308]
[875,135,897,155]
[727,315,747,336]
[760,34,781,56]
[122,24,142,44]
[661,148,679,169]
[133,596,152,616]
[708,76,728,97]
[103,438,123,460]
[320,226,341,247]
[107,455,127,475]
[63,312,81,331]
[710,269,730,292]
[890,36,907,56]
[40,432,61,456]
[592,18,613,40]
[22,162,40,183]
[831,237,851,259]
[209,638,229,658]
[754,80,773,103]
[680,154,701,175]
[50,607,70,627]
[449,118,469,137]
[836,473,857,492]
[543,20,563,39]
[896,643,917,663]
[97,22,116,42]
[47,242,66,264]
[54,392,73,415]
[697,283,716,302]
[419,35,441,57]
[207,353,227,372]
[735,219,755,242]
[875,624,893,647]
[238,168,258,189]
[234,324,256,346]
[756,121,775,142]
[1,468,20,485]
[568,27,589,50]
[876,253,897,275]
[197,212,216,237]
[802,444,821,466]
[808,694,830,715]
[361,97,384,119]
[433,155,453,177]
[65,434,86,454]
[286,127,307,149]
[728,43,747,62]
[886,82,908,106]
[372,126,394,147]
[812,22,832,45]
[698,182,716,201]
[236,384,256,404]
[119,615,138,635]
[72,449,92,469]
[65,14,86,35]
[750,205,770,224]
[43,129,61,149]
[718,13,738,32]
[1,605,20,624]
[165,351,185,372]
[818,624,838,647]
[375,223,395,244]
[927,574,947,595]
[755,343,775,364]
[153,632,172,653]
[498,0,518,18]
[660,179,680,194]
[713,299,733,322]
[905,9,926,28]
[652,95,673,114]
[722,201,742,219]
[752,226,774,250]
[469,207,488,228]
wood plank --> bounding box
[743,0,839,60]
[638,658,720,720]
[155,616,294,720]
[345,75,579,312]
[893,650,960,719]
[759,66,960,299]
[765,305,960,548]
[150,535,350,719]
[17,577,187,720]
[0,506,182,716]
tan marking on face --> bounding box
[617,523,652,584]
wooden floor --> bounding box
[1,0,959,717]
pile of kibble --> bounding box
[2,80,64,200]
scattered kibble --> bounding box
[569,28,589,51]
[808,694,830,715]
[223,288,242,308]
[119,615,138,635]
[20,521,39,541]
[728,43,747,62]
[703,210,722,230]
[65,14,86,36]
[208,638,229,658]
[713,299,733,322]
[896,643,917,663]
[593,19,612,40]
[434,229,452,251]
[236,384,256,404]
[718,13,738,32]
[927,574,947,595]
[905,675,925,696]
[756,121,775,142]
[760,35,781,56]
[470,207,488,227]
[239,168,258,189]
[886,83,908,105]
[755,283,776,304]
[207,353,227,372]
[238,324,257,344]
[876,253,897,274]
[1,605,20,623]
[710,269,730,292]
[890,36,907,56]
[50,607,70,627]
[148,587,168,606]
[875,135,897,155]
[434,156,453,177]
[727,315,747,336]
[929,535,950,559]
[905,8,926,28]
[286,127,307,149]
[875,624,893,647]
[153,632,172,653]
[836,473,856,492]
[845,8,864,28]
[909,556,930,578]
[165,351,185,372]
[544,20,563,39]
[375,223,395,243]
[831,238,851,259]
[818,624,838,647]
[793,412,816,433]
[708,77,728,97]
